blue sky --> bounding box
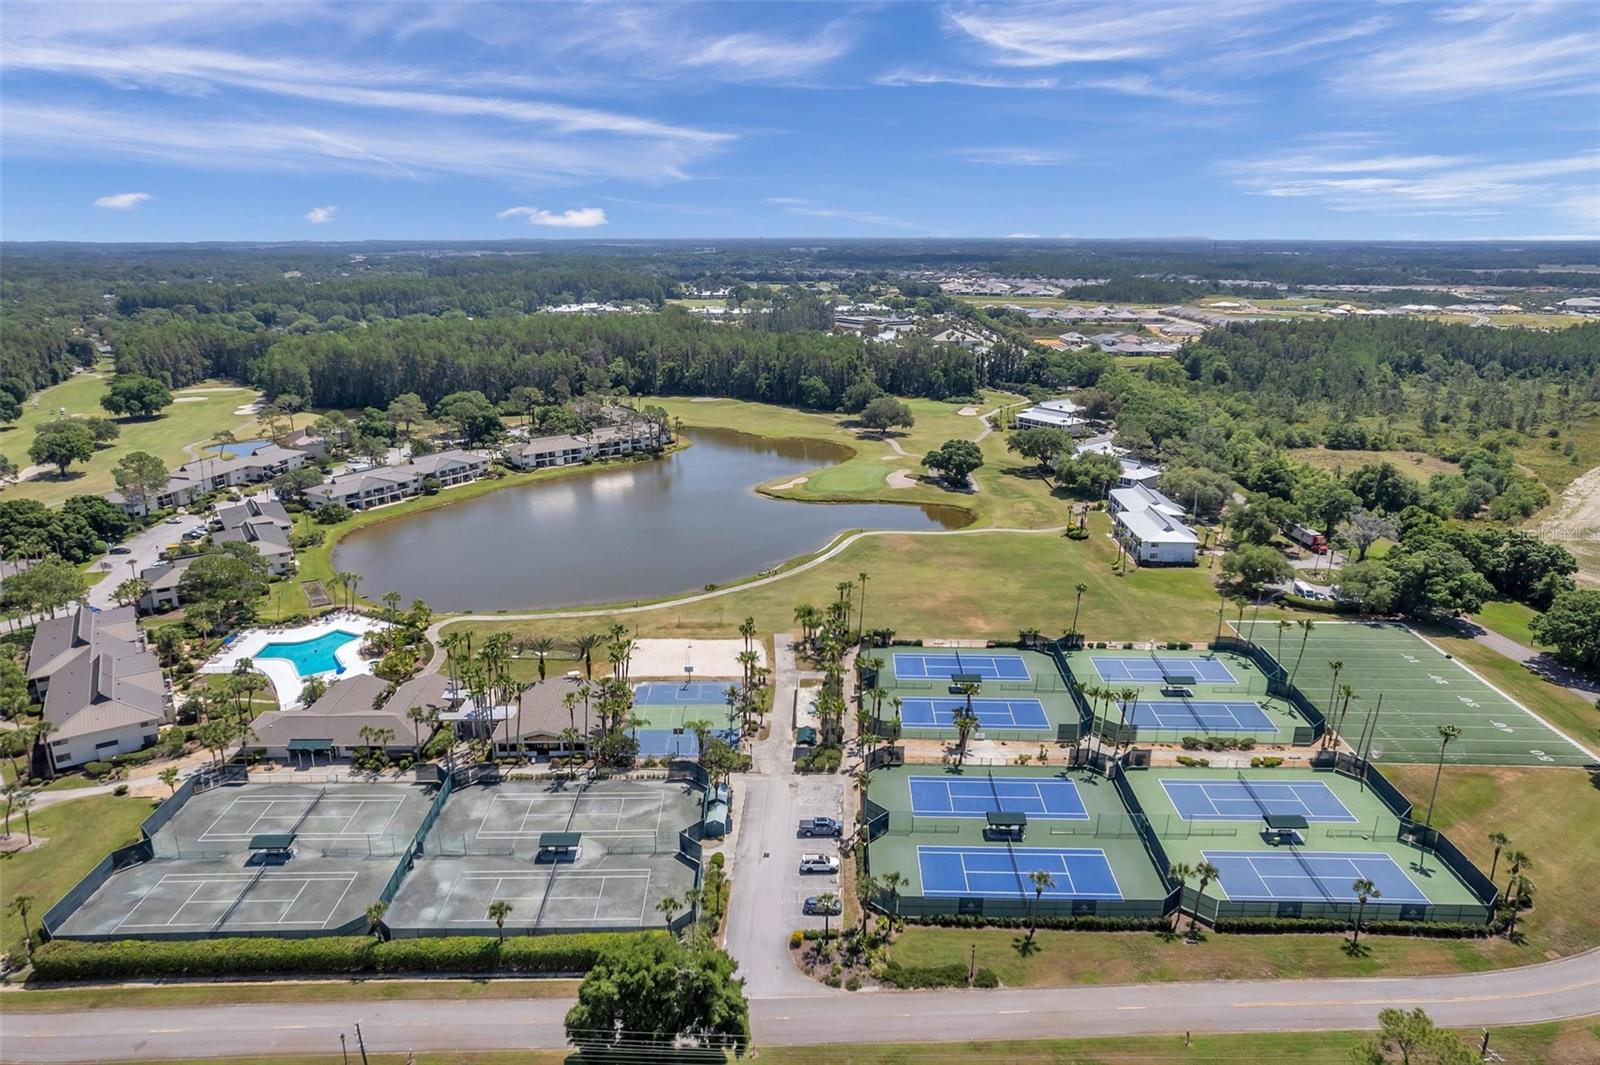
[2,1,1597,242]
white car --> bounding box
[799,853,839,874]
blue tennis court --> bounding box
[919,846,1122,899]
[1201,850,1428,903]
[900,697,1050,730]
[633,681,733,706]
[909,775,1089,820]
[1128,700,1276,733]
[633,728,738,759]
[1160,779,1357,822]
[1090,655,1238,684]
[893,652,1031,681]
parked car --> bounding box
[107,545,132,555]
[799,853,839,874]
[803,895,842,916]
[182,529,205,541]
[798,817,842,838]
[165,516,183,524]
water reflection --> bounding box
[332,427,968,611]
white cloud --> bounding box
[304,205,336,224]
[942,1,1282,67]
[92,191,151,209]
[954,147,1067,166]
[1332,5,1600,99]
[764,197,919,231]
[497,206,608,228]
[1223,143,1600,218]
[875,68,1060,89]
[681,23,853,79]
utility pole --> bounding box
[354,1021,370,1065]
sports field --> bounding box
[385,779,701,935]
[867,647,1083,741]
[866,764,1168,916]
[1236,621,1596,768]
[1060,647,1312,744]
[629,681,739,758]
[53,782,436,938]
[1126,766,1489,922]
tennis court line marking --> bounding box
[115,872,358,931]
[1229,620,1599,764]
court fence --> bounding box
[1210,635,1326,745]
[1182,885,1492,926]
[42,763,257,942]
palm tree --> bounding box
[158,766,180,797]
[1349,878,1380,948]
[1274,619,1292,663]
[1027,869,1055,941]
[1286,619,1315,688]
[1232,595,1249,637]
[856,571,870,645]
[1114,687,1139,756]
[880,871,906,923]
[573,633,601,681]
[407,704,431,752]
[10,894,37,960]
[816,891,839,938]
[1324,659,1344,748]
[1168,862,1194,933]
[528,636,556,681]
[1503,874,1534,937]
[487,900,513,943]
[1070,581,1089,634]
[1189,861,1220,940]
[1503,850,1532,900]
[952,683,980,768]
[381,591,402,622]
[857,873,880,937]
[1423,724,1463,829]
[655,893,681,931]
[365,901,388,935]
[14,789,34,844]
[1486,832,1510,884]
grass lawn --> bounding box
[0,370,264,507]
[442,512,1243,649]
[1286,447,1456,481]
[1517,413,1600,500]
[0,795,150,958]
[9,1023,1595,1065]
[1382,764,1600,958]
[1471,600,1544,647]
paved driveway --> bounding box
[87,514,205,609]
[723,634,848,997]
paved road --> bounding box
[5,947,1595,1061]
[1451,619,1600,705]
[86,515,205,610]
[723,634,845,997]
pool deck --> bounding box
[202,613,390,709]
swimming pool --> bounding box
[254,629,361,677]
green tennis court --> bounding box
[1236,621,1595,768]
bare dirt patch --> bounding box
[957,405,979,416]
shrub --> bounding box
[1250,756,1286,769]
[905,913,1167,933]
[880,960,970,989]
[1175,755,1211,767]
[789,930,805,949]
[1213,917,1491,938]
[845,975,861,991]
[82,760,114,779]
[710,851,726,868]
[972,967,999,988]
[113,784,130,796]
[1180,736,1202,750]
[314,503,352,525]
[31,937,376,980]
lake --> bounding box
[331,427,969,611]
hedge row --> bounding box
[905,913,1168,932]
[1212,917,1494,938]
[32,931,671,981]
[880,960,998,989]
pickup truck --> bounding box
[798,817,842,838]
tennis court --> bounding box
[194,789,408,845]
[1201,849,1429,904]
[634,681,735,706]
[1090,654,1238,685]
[918,845,1123,899]
[908,775,1089,820]
[386,779,703,934]
[1127,699,1277,733]
[899,697,1050,730]
[1236,621,1596,767]
[109,869,361,933]
[892,652,1031,681]
[1159,778,1357,822]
